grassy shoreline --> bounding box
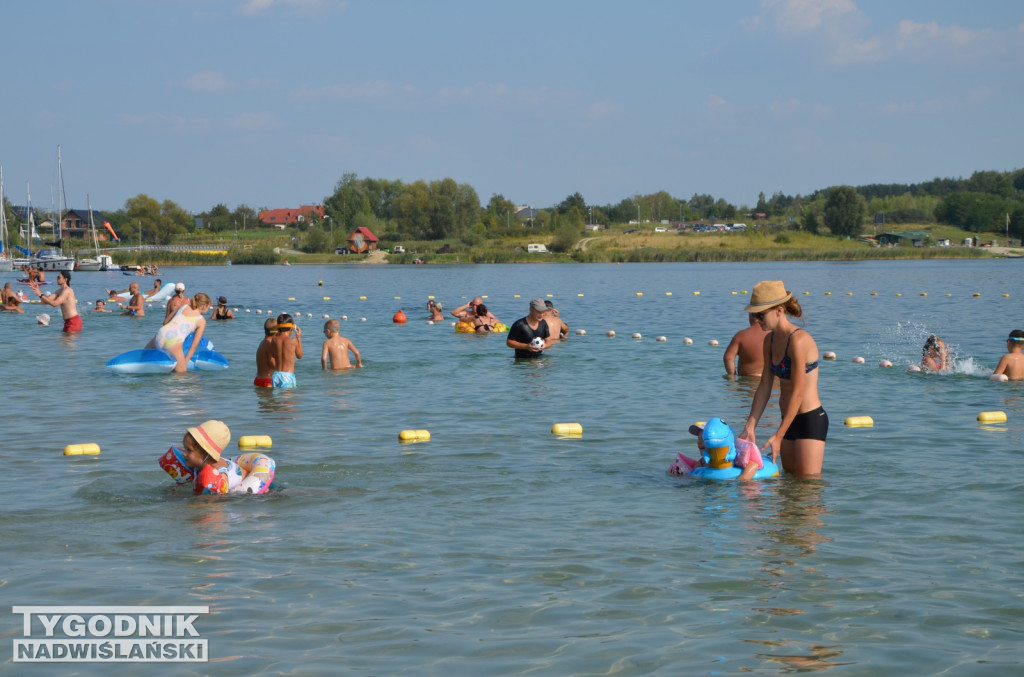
[100,226,1019,266]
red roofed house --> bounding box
[258,205,325,229]
[347,227,379,253]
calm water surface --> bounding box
[2,260,1023,676]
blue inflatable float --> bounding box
[106,335,229,374]
[668,417,779,480]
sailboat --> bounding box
[74,195,112,271]
[0,167,13,272]
[33,146,75,272]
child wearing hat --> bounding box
[158,420,275,495]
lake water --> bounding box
[3,260,1023,675]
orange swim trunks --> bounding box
[253,377,273,388]
[63,315,83,333]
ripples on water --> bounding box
[2,261,1023,675]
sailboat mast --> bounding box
[0,166,6,251]
[56,145,64,253]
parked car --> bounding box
[393,245,405,253]
[653,227,667,232]
[624,229,640,234]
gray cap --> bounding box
[530,298,547,312]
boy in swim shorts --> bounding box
[270,313,302,388]
[321,319,362,369]
[254,318,277,387]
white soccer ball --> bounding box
[530,337,545,349]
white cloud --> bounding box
[185,70,231,93]
[237,0,345,17]
[583,100,620,120]
[896,19,989,53]
[229,112,275,132]
[764,0,860,35]
[291,81,416,103]
[706,94,728,110]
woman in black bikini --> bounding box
[473,303,495,333]
[212,296,234,320]
[740,280,827,476]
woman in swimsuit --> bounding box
[740,280,828,476]
[473,303,495,333]
[212,296,234,320]
[145,292,212,373]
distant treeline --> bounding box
[3,168,1022,251]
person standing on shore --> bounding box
[30,270,81,332]
[740,280,827,476]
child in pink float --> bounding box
[667,418,766,481]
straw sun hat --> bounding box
[187,420,231,461]
[743,280,792,313]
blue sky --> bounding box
[2,0,1021,214]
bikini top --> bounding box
[769,328,818,380]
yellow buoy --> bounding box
[846,292,853,296]
[399,429,431,442]
[552,423,583,435]
[513,294,521,298]
[692,291,700,295]
[895,293,902,296]
[64,443,100,456]
[238,435,273,449]
[844,416,874,427]
[288,297,296,301]
[577,293,584,297]
[730,291,737,295]
[427,295,435,299]
[977,411,1007,424]
[1002,293,1010,298]
[825,291,832,295]
[740,290,748,295]
[972,292,981,297]
[635,292,643,296]
[802,291,809,295]
[870,292,878,296]
[920,292,927,296]
[359,296,367,300]
[666,292,673,296]
[545,293,553,298]
[322,296,331,300]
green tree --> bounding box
[232,204,258,232]
[393,181,432,239]
[325,172,372,231]
[822,186,866,237]
[557,192,586,214]
[756,192,768,215]
[124,194,189,245]
[201,203,232,233]
[300,225,330,253]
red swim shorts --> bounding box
[253,377,273,388]
[63,315,83,333]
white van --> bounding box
[527,243,549,253]
[392,245,405,253]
